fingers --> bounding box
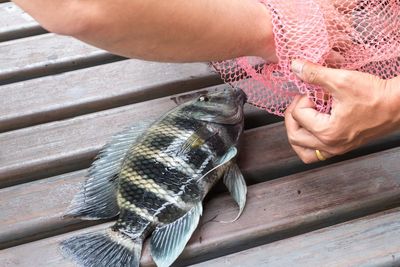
[290,95,331,138]
[291,59,351,97]
[285,95,333,164]
[291,144,333,164]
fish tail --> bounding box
[60,228,142,267]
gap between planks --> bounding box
[0,2,45,42]
[0,89,399,189]
[194,207,400,267]
[1,147,399,265]
[0,120,284,249]
[0,85,279,188]
[0,60,222,132]
[0,33,125,85]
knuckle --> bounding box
[335,72,353,88]
[317,126,341,146]
[305,68,321,84]
[319,134,338,146]
[327,146,343,155]
[302,156,315,164]
[287,133,295,144]
[284,109,292,119]
[291,108,299,120]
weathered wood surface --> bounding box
[0,60,221,132]
[0,33,123,85]
[195,208,400,267]
[3,120,399,248]
[0,120,292,248]
[0,85,276,187]
[1,147,399,266]
[0,2,44,42]
[1,88,399,189]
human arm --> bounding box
[284,60,400,164]
[12,0,277,62]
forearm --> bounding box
[387,76,400,128]
[12,0,276,62]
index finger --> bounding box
[291,95,331,137]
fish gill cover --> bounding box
[213,0,400,115]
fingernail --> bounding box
[291,60,304,76]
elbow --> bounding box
[42,19,88,37]
[38,2,100,37]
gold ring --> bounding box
[315,150,326,161]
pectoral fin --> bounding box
[197,147,238,183]
[222,163,247,222]
[150,203,203,267]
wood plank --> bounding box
[0,85,275,188]
[0,60,221,132]
[0,33,123,85]
[1,83,399,188]
[0,3,44,42]
[0,124,270,248]
[0,119,288,248]
[194,208,400,267]
[1,147,400,266]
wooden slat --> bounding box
[194,208,400,267]
[1,147,399,266]
[0,33,123,85]
[1,83,399,188]
[0,121,286,248]
[0,60,221,132]
[0,3,44,42]
[0,85,274,188]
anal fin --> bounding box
[150,203,203,267]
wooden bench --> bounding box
[1,3,400,266]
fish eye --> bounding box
[198,95,209,102]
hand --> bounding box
[284,60,400,164]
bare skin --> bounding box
[11,0,277,62]
[285,60,400,164]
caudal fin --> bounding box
[60,229,142,267]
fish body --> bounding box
[61,88,247,267]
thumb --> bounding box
[291,59,340,94]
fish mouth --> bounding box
[233,88,247,105]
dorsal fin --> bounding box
[65,120,154,219]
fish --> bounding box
[60,87,248,267]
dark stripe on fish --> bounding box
[184,148,211,170]
[144,132,176,151]
[169,115,203,132]
[114,208,152,235]
[125,155,190,194]
[155,203,187,224]
[119,177,167,211]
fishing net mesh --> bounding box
[213,0,400,116]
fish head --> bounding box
[180,88,247,126]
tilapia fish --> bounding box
[61,88,247,267]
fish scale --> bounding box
[61,88,248,267]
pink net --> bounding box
[213,0,400,116]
